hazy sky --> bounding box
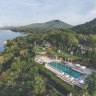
[0,0,96,26]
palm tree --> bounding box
[19,50,28,58]
[0,56,4,72]
[0,56,4,65]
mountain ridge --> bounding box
[18,20,73,29]
[72,18,96,34]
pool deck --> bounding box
[66,62,92,75]
[35,56,93,88]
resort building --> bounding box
[35,52,93,88]
[45,41,54,49]
[78,38,92,54]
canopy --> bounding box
[38,59,41,61]
[58,50,61,52]
[76,64,80,67]
[61,73,64,76]
[70,77,74,81]
[66,75,70,78]
[61,72,64,75]
[80,66,86,69]
[68,63,72,65]
[80,80,84,84]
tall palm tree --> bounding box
[0,56,4,72]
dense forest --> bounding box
[10,20,72,34]
[0,19,96,96]
[8,18,96,35]
[0,34,62,96]
[72,18,96,34]
[0,28,95,96]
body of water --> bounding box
[0,30,25,52]
[48,61,83,78]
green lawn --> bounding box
[33,46,84,60]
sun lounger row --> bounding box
[57,73,76,85]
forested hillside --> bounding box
[0,17,96,96]
[72,18,96,34]
[0,29,96,96]
[20,20,73,29]
[0,35,62,96]
[10,18,96,35]
[10,20,73,33]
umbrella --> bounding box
[58,50,61,52]
[70,77,74,81]
[68,63,72,66]
[61,73,64,76]
[61,72,64,75]
[80,80,84,84]
[76,64,80,67]
[66,75,70,78]
[81,66,86,69]
[38,59,41,61]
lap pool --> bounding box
[48,61,83,78]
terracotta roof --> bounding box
[40,53,52,56]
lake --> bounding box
[0,30,26,52]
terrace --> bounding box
[34,46,91,65]
[33,46,85,60]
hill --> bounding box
[73,18,96,34]
[20,20,73,29]
[11,20,73,33]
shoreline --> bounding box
[0,30,26,53]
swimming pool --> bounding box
[48,61,83,78]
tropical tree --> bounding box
[0,56,4,72]
[0,56,4,65]
[87,35,96,49]
[32,76,46,95]
[90,48,96,67]
[19,50,28,58]
[79,85,90,96]
[87,72,96,91]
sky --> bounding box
[0,0,96,27]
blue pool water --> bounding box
[48,61,83,78]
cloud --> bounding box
[0,0,96,26]
[0,24,3,27]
